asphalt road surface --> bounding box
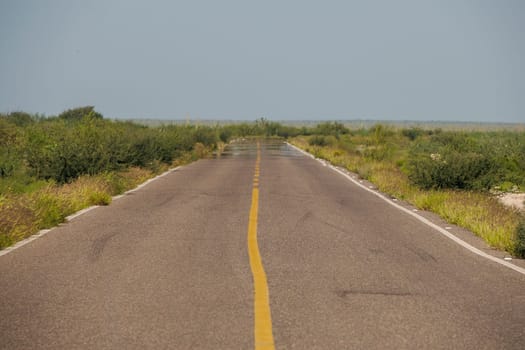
[1,140,524,349]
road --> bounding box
[1,140,524,349]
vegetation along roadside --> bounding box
[290,122,525,258]
[0,107,230,249]
[1,110,524,259]
[0,110,301,249]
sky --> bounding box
[0,0,524,122]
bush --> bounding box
[408,150,493,190]
[515,217,525,258]
[3,111,306,250]
[293,129,525,256]
[5,111,36,126]
[0,118,22,177]
[308,135,337,147]
[24,118,123,182]
[312,122,349,137]
[402,127,424,141]
[22,116,221,182]
[58,106,103,121]
[370,124,393,144]
[193,126,218,146]
[405,131,525,191]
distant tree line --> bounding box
[0,110,311,188]
[0,107,225,184]
[2,109,524,193]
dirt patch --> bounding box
[498,193,525,211]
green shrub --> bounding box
[370,124,393,145]
[308,135,337,147]
[312,122,349,137]
[293,129,525,256]
[0,118,23,178]
[3,111,301,250]
[58,106,103,121]
[219,128,233,143]
[193,126,218,146]
[22,116,206,183]
[408,150,493,190]
[515,217,525,258]
[276,125,301,138]
[405,131,525,191]
[4,111,36,126]
[402,127,424,141]
[364,145,395,161]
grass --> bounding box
[0,137,217,251]
[0,196,37,248]
[0,161,192,250]
[291,136,524,257]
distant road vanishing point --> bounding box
[1,140,524,349]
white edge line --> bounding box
[0,166,182,258]
[287,142,525,276]
[65,206,100,221]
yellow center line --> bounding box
[247,142,275,350]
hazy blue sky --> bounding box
[1,0,523,122]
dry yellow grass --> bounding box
[0,167,158,249]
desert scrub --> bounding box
[0,111,301,250]
[407,131,525,191]
[291,133,525,257]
